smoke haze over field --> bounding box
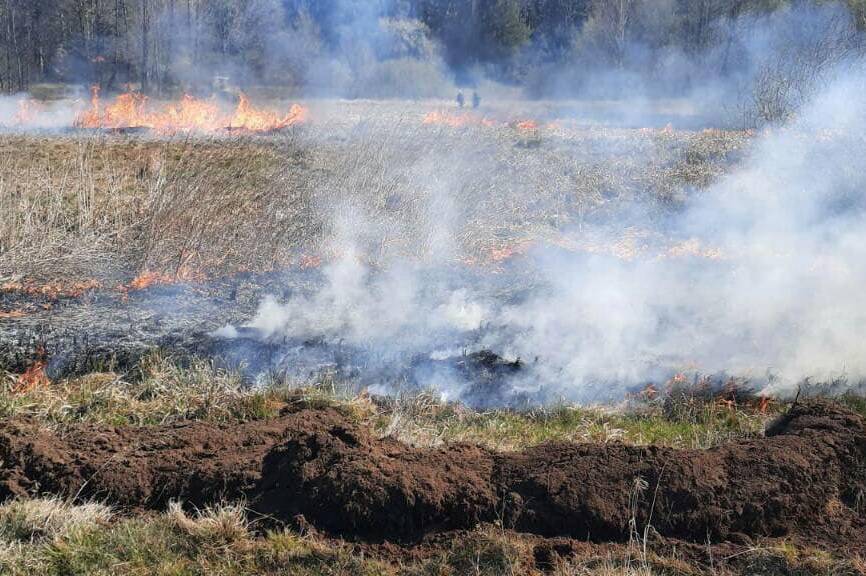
[231,62,866,404]
[1,1,864,121]
[0,95,78,129]
[2,0,865,406]
[491,69,866,401]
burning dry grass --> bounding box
[20,87,309,134]
[0,101,750,285]
[0,101,858,576]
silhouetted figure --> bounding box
[456,91,465,108]
[472,91,481,109]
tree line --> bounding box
[1,0,864,96]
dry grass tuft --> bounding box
[0,352,276,426]
[166,501,250,545]
[0,498,112,543]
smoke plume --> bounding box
[229,61,866,405]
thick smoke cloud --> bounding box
[499,65,866,401]
[4,1,863,406]
[0,95,77,129]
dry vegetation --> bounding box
[0,101,751,283]
[0,134,306,281]
[0,352,778,448]
[4,508,859,576]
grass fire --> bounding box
[71,86,308,134]
[1,1,866,574]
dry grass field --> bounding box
[0,99,750,283]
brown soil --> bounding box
[0,400,864,551]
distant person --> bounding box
[456,91,465,108]
[472,91,481,109]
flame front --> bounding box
[73,87,308,134]
[151,95,221,132]
[229,94,308,131]
[422,110,496,128]
[422,111,551,132]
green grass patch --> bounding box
[378,394,772,450]
[1,500,859,576]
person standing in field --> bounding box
[457,91,465,108]
[472,91,481,109]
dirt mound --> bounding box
[256,422,496,540]
[0,401,864,549]
[0,411,301,507]
[497,403,866,544]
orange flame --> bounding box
[74,85,104,128]
[1,279,100,299]
[423,110,496,128]
[422,111,551,132]
[151,94,221,133]
[229,94,308,132]
[488,240,535,263]
[126,271,177,292]
[74,86,308,134]
[14,360,49,393]
[119,265,207,296]
[13,345,49,393]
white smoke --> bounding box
[244,187,487,352]
[0,95,78,130]
[245,254,487,348]
[488,64,866,401]
[229,63,866,404]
